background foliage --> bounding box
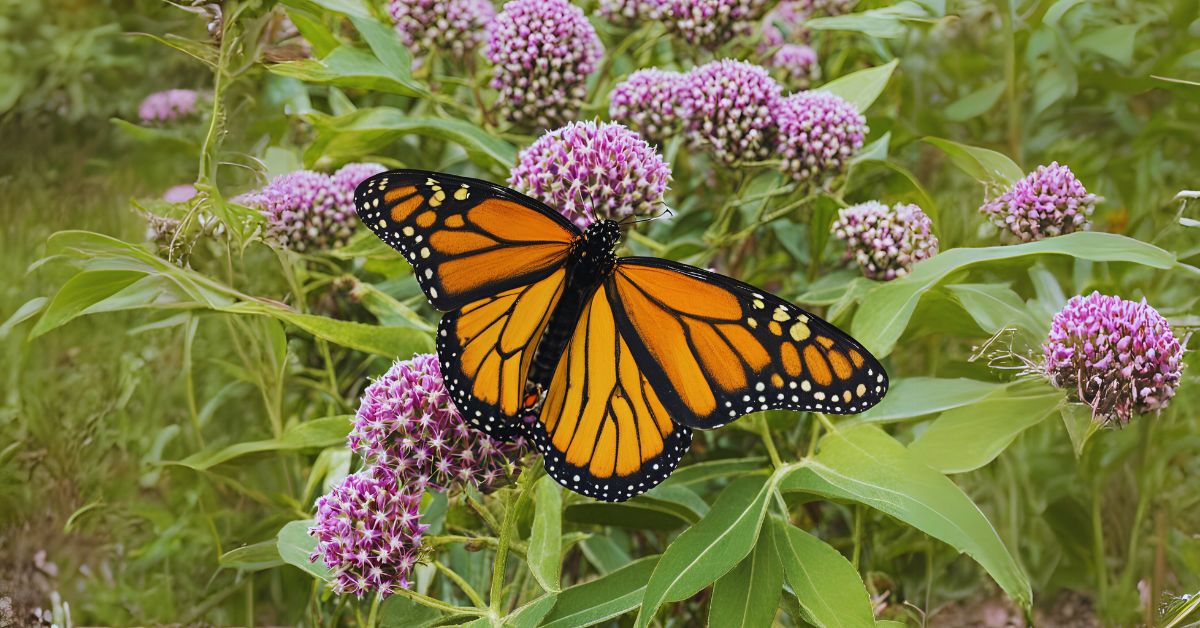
[2,0,1198,625]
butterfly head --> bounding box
[583,219,621,252]
[571,220,621,278]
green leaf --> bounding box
[540,556,659,628]
[171,416,351,470]
[267,46,426,97]
[709,526,783,628]
[565,492,701,530]
[528,476,563,592]
[0,297,48,340]
[579,535,631,575]
[850,377,1006,425]
[1060,403,1101,458]
[1077,24,1140,66]
[780,425,1030,609]
[944,283,1048,340]
[657,458,768,488]
[908,385,1065,473]
[31,270,145,338]
[506,594,560,628]
[306,108,517,170]
[378,595,444,628]
[944,81,1006,121]
[267,309,433,357]
[821,59,899,112]
[636,474,773,628]
[806,2,933,39]
[110,118,199,149]
[770,517,874,628]
[349,15,416,81]
[277,520,332,580]
[922,137,1024,185]
[279,0,371,18]
[851,232,1176,357]
[219,541,284,571]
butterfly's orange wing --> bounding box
[528,283,692,501]
[607,258,888,429]
[356,170,581,440]
[355,170,579,312]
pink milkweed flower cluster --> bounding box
[236,163,385,252]
[509,121,672,229]
[769,44,821,89]
[655,0,771,49]
[775,90,867,184]
[485,0,604,128]
[308,467,427,598]
[980,162,1099,242]
[1043,292,1185,425]
[831,201,939,280]
[608,69,686,145]
[389,0,494,59]
[137,89,201,124]
[599,0,665,25]
[349,354,524,492]
[677,60,783,165]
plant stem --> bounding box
[434,560,487,608]
[1091,474,1108,608]
[757,416,784,469]
[489,459,543,617]
[365,593,381,628]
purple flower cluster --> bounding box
[775,90,867,184]
[760,1,811,48]
[486,0,603,128]
[831,201,939,280]
[138,89,201,124]
[769,44,820,89]
[609,69,685,144]
[389,0,494,59]
[678,60,782,165]
[1043,292,1185,425]
[510,121,672,228]
[600,0,664,24]
[980,162,1098,242]
[349,354,523,491]
[657,0,770,48]
[237,163,385,252]
[308,468,427,597]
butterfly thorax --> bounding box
[523,220,621,411]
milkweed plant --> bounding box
[3,0,1198,625]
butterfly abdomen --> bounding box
[524,220,622,404]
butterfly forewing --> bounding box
[607,258,889,429]
[528,283,693,501]
[354,170,579,311]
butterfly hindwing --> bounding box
[437,268,567,441]
[607,258,889,429]
[529,283,693,502]
[354,170,580,311]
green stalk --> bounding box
[489,459,544,617]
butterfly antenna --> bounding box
[620,206,675,226]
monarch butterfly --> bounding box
[355,170,888,502]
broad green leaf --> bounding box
[306,108,516,170]
[944,81,1005,121]
[922,137,1024,185]
[565,491,701,530]
[1060,403,1101,458]
[709,526,783,628]
[1077,24,1140,66]
[354,283,434,331]
[909,385,1065,473]
[279,0,371,18]
[780,425,1030,609]
[110,118,198,149]
[770,517,874,628]
[349,15,415,80]
[506,594,559,628]
[267,46,426,97]
[378,595,444,628]
[171,416,351,470]
[850,377,1006,425]
[579,534,631,575]
[528,476,563,592]
[821,59,899,112]
[1043,0,1085,25]
[31,270,145,338]
[657,457,767,488]
[277,519,332,580]
[283,8,340,57]
[944,283,1048,340]
[806,2,932,39]
[636,474,773,628]
[851,232,1176,357]
[219,541,284,571]
[242,306,433,357]
[0,297,47,340]
[541,556,659,628]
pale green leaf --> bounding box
[849,377,1006,425]
[541,556,659,628]
[277,519,332,580]
[821,59,899,112]
[922,137,1024,185]
[528,476,563,592]
[709,526,783,628]
[771,517,874,628]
